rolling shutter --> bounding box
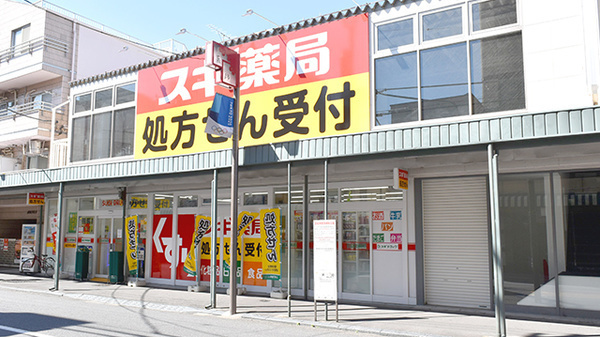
[422,177,491,309]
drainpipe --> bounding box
[51,182,64,291]
[488,144,506,337]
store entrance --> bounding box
[95,217,123,278]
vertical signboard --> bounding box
[20,224,38,272]
[125,215,138,275]
[394,168,409,190]
[260,208,281,280]
[313,219,337,301]
[183,215,211,276]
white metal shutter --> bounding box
[422,177,490,309]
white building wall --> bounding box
[75,26,164,80]
[521,0,600,112]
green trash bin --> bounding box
[109,251,124,283]
[75,246,89,281]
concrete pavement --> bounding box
[1,268,599,337]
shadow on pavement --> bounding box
[0,313,87,336]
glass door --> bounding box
[95,217,123,278]
[96,218,111,276]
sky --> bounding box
[33,0,370,52]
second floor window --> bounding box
[373,0,524,127]
[11,24,30,56]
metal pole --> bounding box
[210,170,218,308]
[122,187,127,283]
[229,85,240,315]
[287,162,292,317]
[488,144,506,337]
[302,175,309,300]
[52,182,64,291]
[324,160,328,217]
[38,205,44,266]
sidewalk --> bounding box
[1,269,599,337]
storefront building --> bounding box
[1,0,600,321]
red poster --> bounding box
[176,214,196,281]
[151,215,173,279]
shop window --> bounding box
[499,174,554,308]
[243,192,268,205]
[422,7,462,41]
[71,116,90,162]
[309,188,338,204]
[94,88,113,109]
[377,18,413,50]
[341,211,370,294]
[154,194,173,214]
[472,0,517,32]
[340,186,403,202]
[112,107,135,157]
[178,195,198,208]
[128,194,148,210]
[79,197,95,211]
[274,187,303,205]
[116,83,135,105]
[74,93,92,113]
[561,173,600,276]
[90,112,112,160]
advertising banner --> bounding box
[135,15,369,159]
[151,214,173,279]
[205,93,235,138]
[260,208,281,280]
[237,211,258,237]
[20,224,37,272]
[125,215,138,275]
[183,215,211,276]
[49,213,59,254]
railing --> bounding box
[49,138,68,168]
[0,36,69,63]
[0,101,53,121]
[33,0,148,46]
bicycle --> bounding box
[20,249,55,277]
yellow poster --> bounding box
[237,211,258,237]
[260,208,281,280]
[183,215,211,276]
[125,215,138,274]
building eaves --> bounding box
[69,0,409,88]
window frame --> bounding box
[371,0,524,130]
[69,81,137,163]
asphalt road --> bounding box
[0,287,382,337]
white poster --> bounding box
[20,224,38,272]
[313,219,337,301]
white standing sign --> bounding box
[313,219,337,301]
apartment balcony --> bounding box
[0,36,70,92]
[0,101,53,147]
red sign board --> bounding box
[134,15,370,159]
[27,193,45,205]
